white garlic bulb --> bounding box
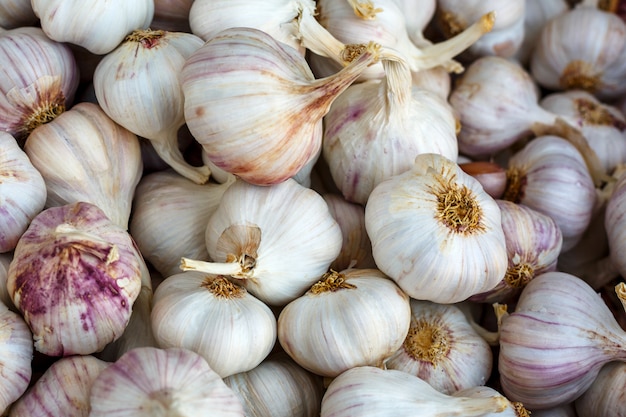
[531,5,626,100]
[0,27,79,142]
[181,178,342,306]
[9,355,108,417]
[94,29,210,184]
[0,131,46,253]
[24,102,143,230]
[385,299,493,394]
[574,361,626,417]
[182,27,381,186]
[0,0,36,29]
[278,268,411,377]
[223,353,324,417]
[31,0,154,55]
[320,366,508,417]
[365,153,508,304]
[7,202,145,356]
[89,347,245,416]
[0,301,32,415]
[323,52,458,205]
[130,170,234,279]
[392,0,437,46]
[502,135,596,252]
[151,272,277,378]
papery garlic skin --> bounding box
[31,0,154,55]
[453,386,529,417]
[503,135,596,252]
[531,6,626,100]
[321,366,509,417]
[498,271,626,409]
[574,361,626,417]
[278,269,411,378]
[515,0,570,65]
[7,202,144,356]
[393,0,437,46]
[9,355,108,417]
[0,131,46,253]
[0,254,12,309]
[151,272,277,378]
[24,102,143,230]
[0,0,36,29]
[0,27,79,141]
[89,347,245,417]
[365,153,508,304]
[190,178,342,306]
[0,302,32,414]
[94,29,209,184]
[385,299,492,394]
[605,169,626,279]
[223,354,324,417]
[130,170,232,279]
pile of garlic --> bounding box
[1,0,626,416]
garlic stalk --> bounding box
[0,301,32,415]
[151,272,277,378]
[469,200,563,304]
[277,268,411,377]
[309,0,495,80]
[223,353,325,417]
[182,27,382,186]
[89,347,245,416]
[364,153,508,304]
[7,202,145,356]
[0,0,36,29]
[31,0,154,55]
[9,355,108,417]
[530,5,626,100]
[0,131,46,253]
[453,386,530,417]
[94,29,210,184]
[0,27,79,142]
[498,271,626,409]
[320,366,509,417]
[130,170,234,279]
[385,299,493,394]
[503,135,597,252]
[322,49,458,205]
[23,102,143,230]
[574,361,626,417]
[181,178,342,306]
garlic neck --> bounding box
[125,28,166,48]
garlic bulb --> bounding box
[574,361,626,417]
[530,5,626,100]
[7,201,145,356]
[0,254,12,310]
[392,0,437,46]
[0,27,79,142]
[94,29,210,184]
[502,135,596,251]
[365,153,508,304]
[385,299,493,394]
[0,0,36,29]
[223,353,324,417]
[469,200,563,303]
[435,0,526,58]
[89,347,245,416]
[151,0,193,32]
[322,193,377,271]
[181,178,342,306]
[0,302,32,414]
[0,131,46,253]
[130,170,234,279]
[320,366,509,417]
[9,355,108,417]
[278,268,411,377]
[182,27,382,186]
[605,169,626,279]
[24,102,143,230]
[540,89,626,173]
[449,56,556,158]
[322,51,458,205]
[459,161,508,199]
[31,0,154,55]
[498,271,626,409]
[151,272,277,378]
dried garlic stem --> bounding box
[202,276,246,298]
[296,8,347,65]
[310,270,356,294]
[616,282,626,314]
[180,257,243,276]
[347,0,383,19]
[403,318,451,365]
[414,12,495,73]
[151,132,211,185]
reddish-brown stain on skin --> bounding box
[195,106,205,117]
